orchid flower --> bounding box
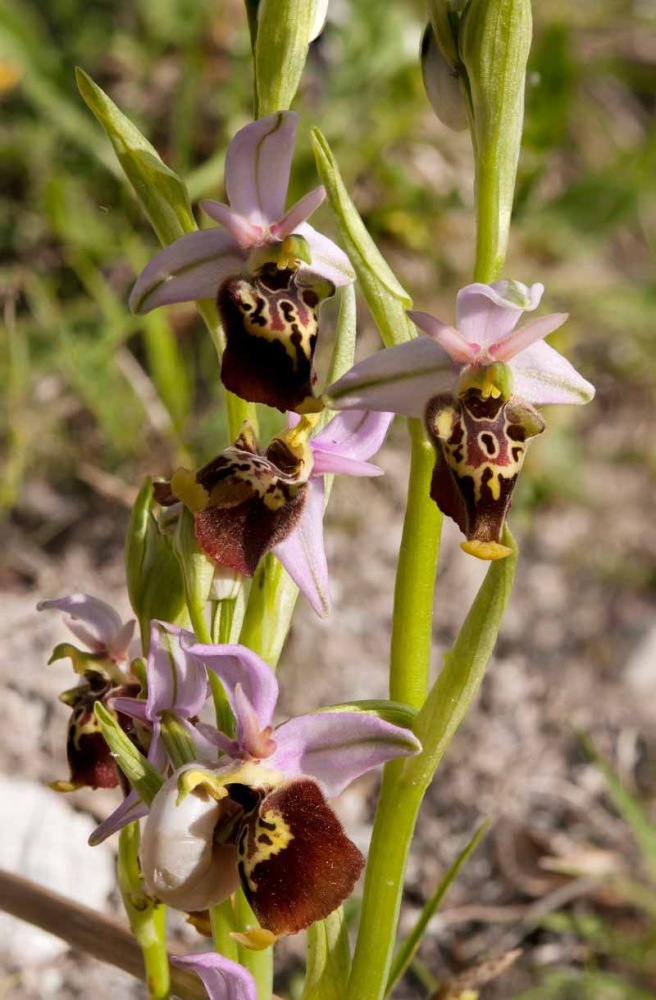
[326,281,595,560]
[89,620,211,845]
[130,112,355,411]
[154,409,393,616]
[139,639,421,935]
[327,280,595,414]
[171,952,256,1000]
[37,595,140,792]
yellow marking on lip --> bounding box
[171,468,209,512]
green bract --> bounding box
[76,68,195,246]
[311,129,415,348]
[125,478,189,646]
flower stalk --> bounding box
[117,823,170,1000]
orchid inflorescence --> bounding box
[35,7,596,998]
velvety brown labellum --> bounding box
[63,679,140,790]
[218,263,335,412]
[236,778,365,935]
[155,431,310,577]
[425,389,545,545]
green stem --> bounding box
[235,890,274,1000]
[346,537,517,1000]
[210,900,239,962]
[118,824,170,1000]
[473,151,507,283]
[389,419,442,709]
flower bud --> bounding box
[421,23,468,132]
[125,478,188,642]
[459,0,533,279]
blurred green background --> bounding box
[1,1,655,997]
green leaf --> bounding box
[386,820,490,993]
[75,68,196,246]
[94,703,163,805]
[407,526,518,791]
[125,478,189,646]
[302,908,351,1000]
[311,129,414,348]
[254,0,315,116]
[579,733,656,881]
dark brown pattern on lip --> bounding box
[425,388,545,549]
[218,263,335,412]
[236,777,365,936]
[154,426,310,576]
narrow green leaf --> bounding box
[386,820,491,993]
[254,0,315,116]
[94,703,163,805]
[407,526,518,792]
[579,733,656,881]
[75,68,196,246]
[311,129,414,348]
[303,907,351,1000]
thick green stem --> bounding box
[118,824,170,1000]
[473,157,507,283]
[389,419,442,709]
[347,537,517,1000]
[210,900,239,962]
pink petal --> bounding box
[269,712,421,799]
[274,479,330,618]
[146,622,208,719]
[181,641,279,731]
[170,952,257,1000]
[312,453,384,477]
[199,200,263,248]
[129,229,245,314]
[270,186,326,240]
[294,222,356,286]
[326,337,457,418]
[509,340,595,406]
[37,594,125,653]
[88,789,148,846]
[490,312,568,362]
[408,310,477,364]
[455,281,544,346]
[312,410,393,462]
[225,112,297,225]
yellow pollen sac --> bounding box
[277,234,312,270]
[170,468,209,512]
[460,540,513,561]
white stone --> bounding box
[0,777,115,967]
